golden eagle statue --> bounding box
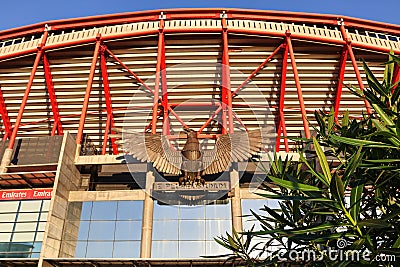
[113,127,267,186]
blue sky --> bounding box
[0,0,398,31]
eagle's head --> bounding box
[183,127,197,138]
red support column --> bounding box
[0,86,11,140]
[42,53,63,136]
[222,17,234,134]
[160,24,170,135]
[276,42,289,152]
[151,19,164,134]
[76,35,101,145]
[340,24,372,115]
[100,47,118,155]
[8,30,49,149]
[333,47,349,120]
[286,33,311,139]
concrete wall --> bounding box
[40,132,81,263]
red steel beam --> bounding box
[333,47,349,120]
[221,17,234,134]
[0,86,11,140]
[105,47,155,96]
[76,35,101,145]
[233,43,285,96]
[42,53,63,136]
[100,47,118,155]
[340,24,373,115]
[8,30,49,149]
[286,33,311,139]
[276,42,289,152]
[198,105,223,134]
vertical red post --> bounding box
[276,42,289,152]
[8,30,49,149]
[340,24,372,115]
[160,25,170,135]
[286,34,311,139]
[43,53,63,136]
[333,47,348,120]
[151,19,164,134]
[222,16,234,134]
[0,86,11,140]
[100,46,118,155]
[76,35,101,145]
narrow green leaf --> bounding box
[313,137,332,184]
[268,176,323,192]
[328,108,335,132]
[256,193,334,202]
[372,103,396,128]
[358,219,391,228]
[330,135,397,148]
[330,173,344,204]
[342,146,363,181]
[299,152,330,186]
[342,110,349,127]
[393,236,400,248]
[350,183,363,223]
[371,119,400,146]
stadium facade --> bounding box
[0,8,398,267]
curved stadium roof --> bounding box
[0,8,399,154]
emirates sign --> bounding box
[0,189,53,201]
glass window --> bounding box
[180,241,205,258]
[14,222,38,232]
[115,221,141,241]
[206,203,231,219]
[91,202,117,221]
[113,241,140,258]
[86,241,113,258]
[0,202,19,213]
[153,204,178,220]
[88,221,115,241]
[152,241,178,258]
[117,201,143,220]
[206,220,231,240]
[80,202,92,221]
[0,200,48,258]
[75,241,87,258]
[180,206,205,220]
[152,220,178,240]
[0,223,14,232]
[69,200,144,259]
[12,232,36,242]
[16,213,39,222]
[0,213,16,222]
[152,201,232,258]
[19,201,42,212]
[180,220,205,240]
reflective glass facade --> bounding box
[68,201,143,258]
[0,200,50,258]
[152,201,232,258]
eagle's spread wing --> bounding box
[120,132,182,175]
[202,129,264,175]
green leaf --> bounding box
[342,110,349,127]
[358,219,391,228]
[256,193,333,202]
[330,135,398,148]
[330,172,344,205]
[350,183,363,223]
[372,103,396,128]
[299,153,330,187]
[313,137,332,184]
[268,176,323,192]
[342,146,363,181]
[393,236,400,248]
